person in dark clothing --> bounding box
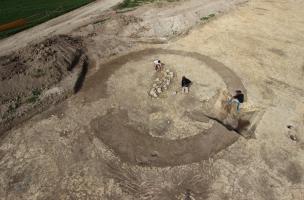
[234,90,244,103]
[181,76,192,93]
[228,90,244,112]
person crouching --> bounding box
[227,90,244,112]
[153,59,164,71]
[181,76,192,93]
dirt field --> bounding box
[0,0,304,199]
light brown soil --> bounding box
[0,0,304,199]
[83,46,259,167]
[91,108,239,167]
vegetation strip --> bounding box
[0,0,94,39]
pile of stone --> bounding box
[149,69,174,98]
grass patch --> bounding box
[117,0,180,9]
[27,88,41,103]
[201,13,216,21]
[0,0,94,39]
[117,0,156,9]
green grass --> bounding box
[117,0,180,10]
[0,0,94,39]
[117,0,156,9]
[201,13,216,21]
[27,88,41,103]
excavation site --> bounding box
[0,0,303,199]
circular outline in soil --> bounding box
[89,48,246,167]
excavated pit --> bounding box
[86,48,260,166]
[0,35,88,135]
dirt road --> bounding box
[0,0,304,199]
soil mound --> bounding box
[0,35,88,135]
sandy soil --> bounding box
[0,0,304,199]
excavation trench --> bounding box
[83,48,246,101]
[88,48,249,167]
[91,109,239,167]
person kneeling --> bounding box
[228,90,244,112]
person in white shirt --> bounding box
[153,59,164,71]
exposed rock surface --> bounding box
[149,69,174,98]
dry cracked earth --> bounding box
[0,0,304,199]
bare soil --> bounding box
[91,108,239,167]
[0,35,88,135]
[0,0,304,199]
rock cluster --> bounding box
[149,69,174,98]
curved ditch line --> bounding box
[91,109,239,167]
[83,48,246,101]
[88,48,246,166]
[157,48,246,94]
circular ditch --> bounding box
[88,48,246,167]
